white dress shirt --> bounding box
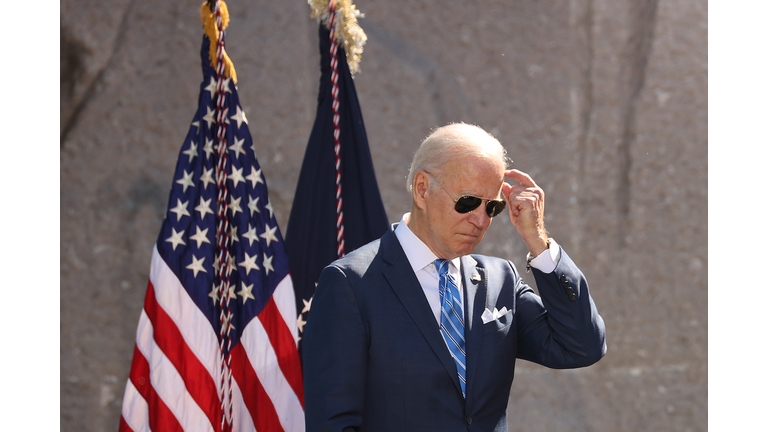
[393,213,561,325]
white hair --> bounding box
[406,123,509,191]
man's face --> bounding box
[421,156,505,260]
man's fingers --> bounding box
[506,185,545,204]
[503,169,547,245]
[503,170,545,227]
[509,194,538,213]
[506,184,545,220]
[505,169,538,188]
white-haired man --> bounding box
[303,123,606,432]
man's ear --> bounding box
[412,170,429,210]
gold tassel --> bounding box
[308,0,367,75]
[200,1,237,83]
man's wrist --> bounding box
[524,235,550,259]
[526,238,559,273]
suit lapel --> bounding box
[461,255,487,406]
[380,228,463,397]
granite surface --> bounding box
[60,0,707,430]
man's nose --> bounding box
[466,205,491,228]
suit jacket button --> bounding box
[465,415,472,425]
[560,274,567,284]
[569,293,577,301]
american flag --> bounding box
[119,3,304,431]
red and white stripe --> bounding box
[119,246,304,432]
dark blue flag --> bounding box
[286,23,389,343]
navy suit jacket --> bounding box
[302,225,606,432]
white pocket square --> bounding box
[481,306,508,324]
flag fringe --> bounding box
[308,0,367,75]
[200,1,238,83]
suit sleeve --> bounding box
[514,247,607,368]
[302,265,368,432]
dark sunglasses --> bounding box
[427,173,507,218]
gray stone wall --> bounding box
[60,0,707,430]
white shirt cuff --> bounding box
[528,238,561,274]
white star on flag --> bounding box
[208,284,219,303]
[247,196,260,215]
[229,196,242,216]
[176,170,195,192]
[237,282,255,304]
[297,314,307,334]
[203,138,215,158]
[238,252,259,275]
[169,199,190,221]
[242,224,259,246]
[231,105,248,129]
[302,296,313,314]
[165,228,186,251]
[182,141,198,162]
[246,167,264,187]
[262,253,274,275]
[202,106,216,128]
[204,77,217,95]
[189,226,211,248]
[227,253,237,277]
[230,137,246,156]
[260,224,279,247]
[221,77,232,94]
[186,255,207,277]
[195,197,214,219]
[229,166,245,188]
[199,168,215,189]
[229,225,239,244]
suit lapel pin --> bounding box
[471,273,481,282]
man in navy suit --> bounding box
[302,123,606,432]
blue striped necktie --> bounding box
[435,259,467,398]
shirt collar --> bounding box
[394,213,461,274]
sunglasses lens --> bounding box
[486,200,507,218]
[454,196,483,213]
[454,196,507,217]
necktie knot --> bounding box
[435,259,451,296]
[435,258,450,276]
